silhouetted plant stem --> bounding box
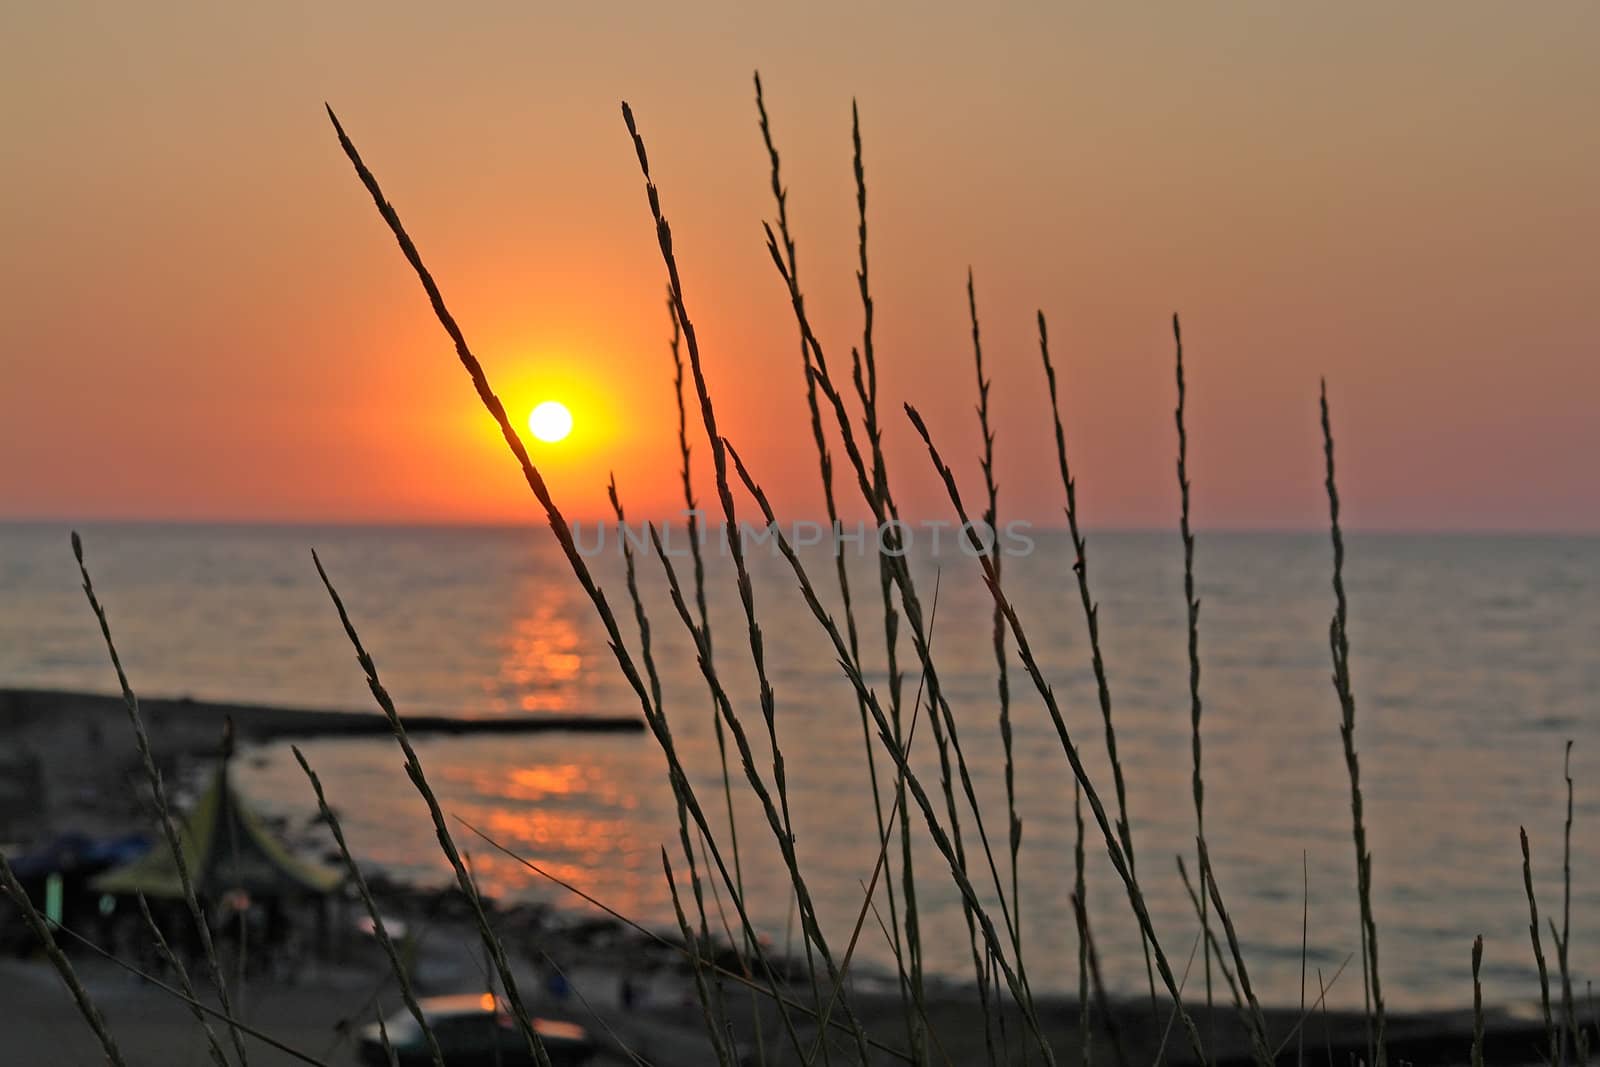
[609,482,734,1067]
[1074,891,1130,1067]
[642,523,871,1061]
[622,100,877,1063]
[970,271,1021,970]
[1524,827,1558,1066]
[1556,741,1581,1067]
[0,854,129,1067]
[135,892,231,1067]
[55,918,338,1066]
[660,848,737,1067]
[722,439,1055,1065]
[293,747,446,1067]
[666,291,744,917]
[749,100,1020,1049]
[1320,380,1386,1067]
[460,822,912,1064]
[754,74,909,1062]
[1035,312,1158,1025]
[1472,936,1486,1067]
[70,531,251,1067]
[310,552,554,1067]
[844,94,924,1043]
[328,103,813,1060]
[1078,784,1092,1067]
[1173,313,1215,1028]
[903,402,1206,1064]
[1199,843,1273,1067]
[1176,856,1243,1013]
[756,153,1020,988]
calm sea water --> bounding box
[3,521,1597,1010]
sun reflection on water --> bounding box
[487,590,585,714]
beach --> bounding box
[1,686,1573,1066]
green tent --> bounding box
[93,763,343,899]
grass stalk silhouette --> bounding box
[1078,784,1092,1067]
[52,919,338,1066]
[310,551,556,1067]
[969,270,1021,977]
[1554,741,1582,1067]
[1035,311,1159,1024]
[842,96,925,1046]
[621,99,878,1063]
[0,854,129,1067]
[1320,380,1387,1067]
[329,101,822,1060]
[1173,312,1216,1027]
[1199,843,1273,1067]
[1473,935,1486,1067]
[135,892,231,1067]
[609,482,736,1067]
[1073,891,1130,1067]
[755,73,908,1060]
[292,746,447,1067]
[754,145,1022,992]
[1176,855,1244,1013]
[457,820,913,1063]
[904,401,1207,1064]
[740,107,1033,1067]
[665,289,745,923]
[720,439,1056,1065]
[71,531,252,1067]
[1524,825,1557,1065]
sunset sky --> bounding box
[3,3,1597,530]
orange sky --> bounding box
[3,4,1597,530]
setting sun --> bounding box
[528,400,573,444]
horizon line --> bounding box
[3,514,1598,538]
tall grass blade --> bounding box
[1176,856,1243,1012]
[1078,784,1091,1067]
[1320,380,1386,1067]
[1072,891,1129,1067]
[843,96,924,1040]
[664,290,745,914]
[721,439,1056,1065]
[610,484,734,1067]
[755,76,911,1054]
[1199,842,1273,1067]
[1472,935,1485,1067]
[903,402,1206,1064]
[71,531,251,1067]
[1522,826,1556,1066]
[292,747,445,1067]
[970,270,1021,974]
[135,891,232,1067]
[0,854,130,1067]
[327,102,814,1061]
[755,150,1021,1023]
[621,100,873,1063]
[1173,313,1215,1025]
[1035,312,1158,1023]
[51,920,335,1067]
[1556,741,1581,1067]
[310,552,554,1067]
[460,821,913,1063]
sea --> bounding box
[3,521,1596,1011]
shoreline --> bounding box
[1,685,1586,1065]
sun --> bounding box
[528,400,573,443]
